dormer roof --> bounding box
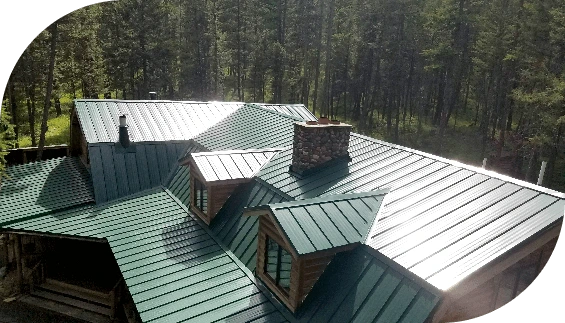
[189,148,283,182]
[246,190,388,255]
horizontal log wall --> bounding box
[208,182,241,222]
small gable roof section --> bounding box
[247,190,388,255]
[75,100,243,143]
[0,157,94,226]
[190,148,282,183]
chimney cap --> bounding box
[318,116,330,125]
[119,115,127,127]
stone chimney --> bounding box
[149,92,157,100]
[291,118,352,175]
[119,115,130,148]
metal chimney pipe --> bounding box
[537,161,547,186]
[119,115,130,148]
[482,158,487,169]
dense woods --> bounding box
[1,0,565,189]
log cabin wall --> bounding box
[295,252,335,305]
[208,181,243,222]
[439,237,558,323]
[70,110,89,166]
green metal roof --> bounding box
[191,149,282,182]
[248,103,317,122]
[3,187,293,322]
[257,133,565,290]
[248,191,388,255]
[296,246,441,323]
[75,100,243,143]
[193,104,298,151]
[89,141,190,203]
[0,157,94,226]
[210,180,292,271]
[164,142,204,211]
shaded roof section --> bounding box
[3,187,293,323]
[193,104,298,150]
[89,141,190,204]
[166,144,203,209]
[248,191,388,255]
[191,149,282,182]
[0,157,94,226]
[257,133,565,289]
[75,100,242,143]
[248,103,317,121]
[296,246,441,323]
[210,180,292,271]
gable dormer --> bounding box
[244,190,388,312]
[188,148,282,224]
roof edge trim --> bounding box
[351,133,565,199]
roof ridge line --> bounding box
[251,189,390,211]
[362,193,391,244]
[244,103,307,122]
[350,133,565,199]
[161,187,296,322]
[190,147,285,157]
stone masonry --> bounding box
[291,122,352,174]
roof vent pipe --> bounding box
[537,161,547,186]
[149,92,157,100]
[119,115,130,148]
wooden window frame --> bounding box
[264,235,291,295]
[193,177,208,214]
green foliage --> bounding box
[17,114,70,148]
[4,0,565,190]
[0,111,16,178]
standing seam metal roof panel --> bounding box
[75,100,243,143]
[2,187,293,323]
[250,191,388,255]
[255,130,565,290]
[89,142,190,204]
[191,149,282,182]
[0,157,95,226]
[295,246,441,323]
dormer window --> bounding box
[244,190,389,313]
[187,148,282,225]
[265,236,292,294]
[193,178,208,213]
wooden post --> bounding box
[13,235,23,293]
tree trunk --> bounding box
[37,22,58,161]
[312,0,325,115]
[8,79,19,146]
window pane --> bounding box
[279,248,292,290]
[266,238,279,282]
[264,236,292,293]
[193,179,208,213]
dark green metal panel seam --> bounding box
[1,202,96,229]
[162,186,296,322]
[421,196,559,280]
[370,276,407,323]
[311,254,377,323]
[359,247,443,297]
